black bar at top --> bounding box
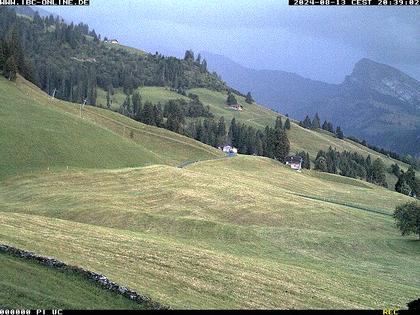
[289,0,420,5]
[0,0,89,5]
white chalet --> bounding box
[285,156,303,171]
[222,145,238,156]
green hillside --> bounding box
[0,76,223,180]
[0,252,145,310]
[99,84,409,186]
[0,156,418,309]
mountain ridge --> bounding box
[202,52,420,156]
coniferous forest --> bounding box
[0,7,226,106]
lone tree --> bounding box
[393,202,420,240]
[336,126,344,139]
[245,92,254,104]
[226,92,238,106]
[284,118,291,130]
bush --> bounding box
[393,202,420,240]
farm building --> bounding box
[221,145,238,156]
[285,156,303,171]
[104,39,119,44]
[228,103,243,111]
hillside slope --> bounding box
[0,76,223,180]
[0,156,418,309]
[0,252,145,310]
[101,83,409,188]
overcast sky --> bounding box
[46,0,420,83]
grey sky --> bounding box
[46,0,420,83]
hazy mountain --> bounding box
[203,52,420,157]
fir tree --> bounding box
[284,118,291,130]
[153,104,163,127]
[226,92,238,106]
[132,91,142,117]
[306,152,311,169]
[0,41,4,71]
[301,115,312,129]
[4,56,17,81]
[228,117,237,145]
[272,128,290,162]
[141,101,155,126]
[371,158,387,187]
[275,116,283,130]
[312,113,321,129]
[336,126,344,139]
[201,59,207,72]
[106,88,111,109]
[390,163,401,177]
[184,50,194,62]
[296,151,311,169]
[395,175,411,196]
[328,122,334,133]
[404,166,417,194]
[245,92,254,104]
[165,100,185,133]
[216,116,226,147]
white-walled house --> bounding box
[222,145,238,156]
[285,156,303,171]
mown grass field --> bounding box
[0,76,223,180]
[0,156,418,309]
[1,75,418,309]
[0,252,146,310]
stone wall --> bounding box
[0,244,169,310]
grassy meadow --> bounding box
[0,252,146,310]
[0,156,418,309]
[0,76,223,180]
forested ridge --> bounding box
[0,7,226,106]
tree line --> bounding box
[314,147,388,187]
[115,92,292,162]
[299,113,344,139]
[299,112,418,169]
[347,135,419,170]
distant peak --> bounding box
[346,58,420,104]
[352,58,393,73]
[356,57,375,64]
[349,58,411,82]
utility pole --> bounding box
[80,99,87,119]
